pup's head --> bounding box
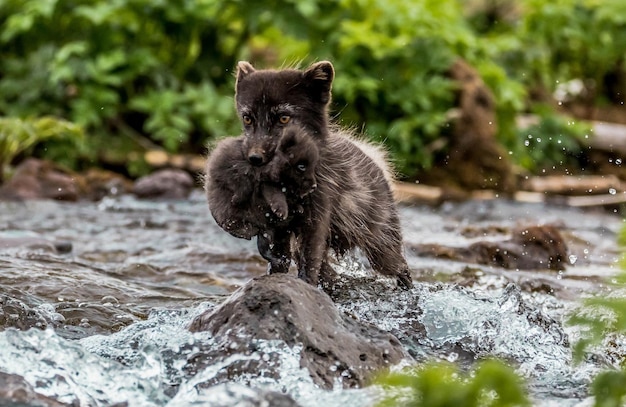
[271,125,319,197]
[235,61,333,167]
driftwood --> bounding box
[588,121,626,154]
[522,174,622,195]
[393,181,626,208]
[144,150,205,173]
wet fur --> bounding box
[234,61,413,290]
[205,128,319,239]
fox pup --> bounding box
[205,126,319,266]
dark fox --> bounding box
[205,126,319,263]
[234,61,413,290]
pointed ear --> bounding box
[236,61,256,83]
[303,61,334,104]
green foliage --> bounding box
[567,225,626,407]
[591,370,626,407]
[0,0,623,177]
[516,107,590,172]
[0,116,84,181]
[377,360,529,407]
[512,0,626,103]
[0,0,242,161]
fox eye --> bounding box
[242,115,253,126]
[279,115,291,124]
[297,163,307,172]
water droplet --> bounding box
[446,352,459,362]
[609,188,617,195]
[616,158,622,165]
[568,255,577,264]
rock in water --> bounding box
[411,224,568,271]
[132,168,194,199]
[188,274,409,389]
[0,158,79,201]
[0,371,73,406]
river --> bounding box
[0,191,622,406]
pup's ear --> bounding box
[303,61,334,104]
[278,127,298,151]
[236,61,256,83]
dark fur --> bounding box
[235,61,333,167]
[205,136,282,240]
[234,61,413,290]
[205,127,319,241]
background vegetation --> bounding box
[0,0,624,179]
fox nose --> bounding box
[248,153,264,166]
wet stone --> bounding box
[0,371,75,406]
[0,231,73,255]
[411,224,568,271]
[0,158,79,201]
[132,168,194,200]
[0,295,49,331]
[188,274,410,389]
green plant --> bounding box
[1,0,621,178]
[0,0,242,161]
[377,359,529,407]
[0,116,84,181]
[567,226,626,407]
[510,0,626,105]
[516,107,590,173]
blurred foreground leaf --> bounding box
[377,359,529,407]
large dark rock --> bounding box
[411,225,568,271]
[132,168,194,199]
[0,371,74,406]
[0,158,79,201]
[188,274,409,389]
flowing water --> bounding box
[0,191,623,406]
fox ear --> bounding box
[236,61,256,83]
[303,61,334,104]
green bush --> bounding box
[0,0,242,166]
[505,0,626,105]
[0,0,521,177]
[567,225,626,407]
[377,359,529,407]
[0,0,622,178]
[516,106,589,172]
[0,116,84,181]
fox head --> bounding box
[235,61,333,166]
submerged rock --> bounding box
[0,234,72,254]
[132,168,194,199]
[411,225,568,271]
[0,371,73,406]
[188,274,409,389]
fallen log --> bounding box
[144,150,205,173]
[588,121,626,154]
[522,174,622,195]
[566,192,626,207]
[393,181,626,208]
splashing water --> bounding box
[0,193,622,406]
